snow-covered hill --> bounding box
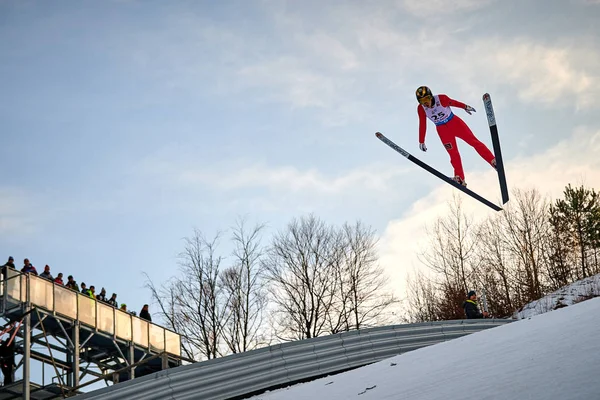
[248,296,600,400]
[514,273,600,319]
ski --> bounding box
[375,132,502,212]
[482,93,509,204]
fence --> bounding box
[76,318,511,400]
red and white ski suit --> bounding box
[418,94,495,181]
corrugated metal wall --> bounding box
[76,319,511,400]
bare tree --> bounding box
[146,229,226,360]
[405,268,440,322]
[334,221,397,331]
[405,184,600,321]
[499,189,549,303]
[262,215,338,341]
[220,218,268,353]
[417,195,480,319]
[420,196,479,290]
[476,214,515,317]
[145,277,199,360]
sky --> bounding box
[246,297,600,400]
[1,0,600,318]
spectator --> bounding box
[120,303,127,312]
[21,258,38,276]
[39,265,54,281]
[107,293,118,307]
[139,304,152,322]
[463,290,489,319]
[88,285,96,299]
[65,275,79,291]
[96,287,107,302]
[54,273,64,285]
[2,256,15,269]
[0,337,15,385]
[1,256,15,280]
[80,283,88,296]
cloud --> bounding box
[234,10,600,120]
[103,1,600,126]
[137,153,412,195]
[378,125,600,300]
[349,18,600,110]
[465,40,599,109]
[401,0,495,17]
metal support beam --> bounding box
[66,349,73,387]
[129,341,135,380]
[161,352,169,370]
[81,331,95,348]
[72,321,80,388]
[30,313,48,332]
[112,341,128,365]
[22,303,31,399]
[28,348,73,371]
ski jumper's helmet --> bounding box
[416,86,433,103]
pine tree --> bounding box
[550,185,600,279]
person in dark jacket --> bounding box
[2,256,15,270]
[0,337,15,385]
[2,256,15,273]
[463,290,488,319]
[39,265,54,281]
[96,287,107,302]
[107,293,118,307]
[139,304,152,322]
[1,256,15,281]
[20,258,38,276]
[65,275,79,291]
[80,282,89,296]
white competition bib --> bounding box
[423,95,454,126]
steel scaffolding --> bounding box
[0,269,183,399]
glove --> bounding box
[465,105,476,115]
[419,143,427,152]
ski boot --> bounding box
[453,176,467,187]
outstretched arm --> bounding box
[438,94,466,109]
[439,94,476,114]
[418,105,427,144]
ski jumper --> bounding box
[418,94,495,180]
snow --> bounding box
[247,296,600,400]
[514,273,600,319]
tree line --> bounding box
[146,216,397,361]
[406,184,600,322]
[147,184,600,361]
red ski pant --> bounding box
[436,116,495,180]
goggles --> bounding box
[418,95,433,105]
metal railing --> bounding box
[76,318,511,400]
[2,270,181,357]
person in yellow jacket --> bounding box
[463,290,489,319]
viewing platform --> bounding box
[0,269,184,399]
